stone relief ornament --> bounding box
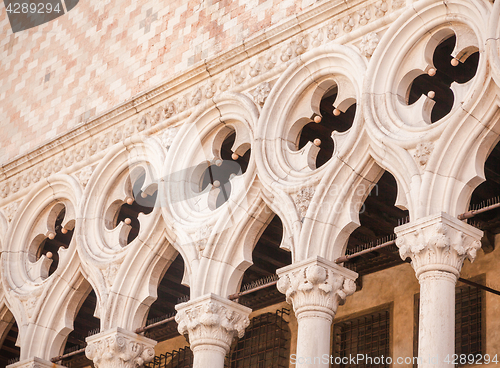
[204,81,217,99]
[191,88,202,107]
[0,183,9,198]
[395,213,483,277]
[360,32,380,57]
[3,201,20,222]
[374,0,388,17]
[85,328,156,368]
[220,74,231,92]
[77,166,94,188]
[358,7,371,26]
[251,82,271,106]
[294,186,315,219]
[163,101,176,118]
[277,258,358,314]
[326,21,339,40]
[263,53,277,70]
[161,127,179,149]
[413,141,434,168]
[342,15,355,33]
[194,224,212,254]
[175,294,251,352]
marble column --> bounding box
[277,256,358,367]
[85,327,156,368]
[175,293,251,368]
[395,213,482,368]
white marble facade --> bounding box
[1,0,500,366]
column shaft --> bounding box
[418,271,457,367]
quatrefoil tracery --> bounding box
[28,202,75,281]
[194,127,251,210]
[289,79,356,170]
[104,166,158,247]
[397,29,479,125]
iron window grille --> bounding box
[225,308,291,368]
[145,346,193,368]
[145,308,290,368]
[332,308,391,368]
[414,283,483,367]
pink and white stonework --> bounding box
[1,0,499,366]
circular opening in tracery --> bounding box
[405,34,479,123]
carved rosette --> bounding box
[85,327,156,368]
[395,213,483,278]
[175,294,251,353]
[276,256,358,317]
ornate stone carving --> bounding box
[0,183,9,198]
[277,257,358,316]
[395,213,483,277]
[294,186,315,219]
[342,15,355,33]
[326,21,339,40]
[413,141,434,168]
[204,81,217,99]
[358,8,371,25]
[191,88,202,106]
[163,101,176,118]
[3,201,20,222]
[175,294,251,353]
[85,327,156,368]
[251,82,271,107]
[194,224,212,254]
[233,67,246,85]
[360,32,380,57]
[161,127,179,149]
[374,0,388,17]
[7,357,65,368]
[76,166,94,188]
[220,74,231,92]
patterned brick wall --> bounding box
[0,0,317,163]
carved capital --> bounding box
[276,256,358,317]
[85,327,156,368]
[7,357,65,368]
[395,213,483,278]
[175,294,251,353]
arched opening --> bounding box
[0,319,20,367]
[466,140,500,252]
[143,254,190,342]
[343,171,409,275]
[236,214,291,309]
[59,289,99,367]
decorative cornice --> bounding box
[276,256,358,317]
[175,294,251,353]
[85,327,156,368]
[395,213,483,278]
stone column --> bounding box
[395,213,482,368]
[277,256,358,367]
[85,327,156,368]
[175,293,251,368]
[7,357,65,368]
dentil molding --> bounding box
[175,294,251,353]
[395,212,483,278]
[85,327,156,368]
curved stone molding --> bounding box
[395,212,483,278]
[364,0,489,140]
[85,327,156,368]
[175,294,251,353]
[276,256,358,317]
